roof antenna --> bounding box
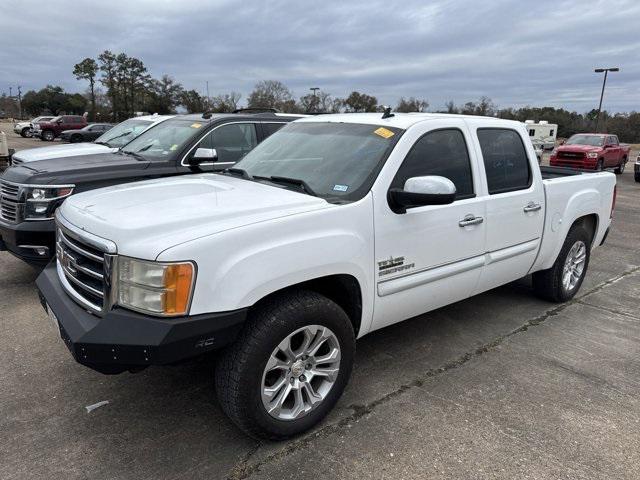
[381,106,394,119]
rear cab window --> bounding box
[477,128,532,194]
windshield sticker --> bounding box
[333,184,349,192]
[191,123,202,129]
[169,144,178,151]
[374,127,394,139]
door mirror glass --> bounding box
[189,147,218,165]
[389,175,456,213]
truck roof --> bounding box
[176,112,306,123]
[296,112,524,130]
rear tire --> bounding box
[614,157,626,174]
[635,173,640,183]
[70,134,82,143]
[215,290,355,440]
[41,130,55,141]
[532,225,591,302]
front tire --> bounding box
[215,290,355,440]
[70,134,82,143]
[596,159,604,171]
[20,127,32,138]
[614,157,626,174]
[635,173,640,183]
[532,225,591,302]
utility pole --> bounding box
[17,86,22,119]
[594,67,619,132]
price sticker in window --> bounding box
[191,123,202,129]
[374,127,394,139]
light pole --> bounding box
[594,67,619,132]
[310,87,320,113]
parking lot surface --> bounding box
[1,122,639,479]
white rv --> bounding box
[524,120,558,150]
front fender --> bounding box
[158,197,376,336]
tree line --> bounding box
[2,50,638,142]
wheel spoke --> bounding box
[306,327,331,356]
[313,347,340,365]
[291,387,306,418]
[301,381,323,406]
[263,375,288,401]
[265,355,290,373]
[309,366,339,382]
[297,327,315,356]
[268,382,292,416]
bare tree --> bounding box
[210,92,242,112]
[247,80,294,111]
[395,97,428,113]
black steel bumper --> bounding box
[0,218,56,265]
[36,262,247,374]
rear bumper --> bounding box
[36,262,247,374]
[0,218,56,265]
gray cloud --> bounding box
[1,0,639,112]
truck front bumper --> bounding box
[0,218,56,265]
[36,262,248,374]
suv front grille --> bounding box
[0,180,23,223]
[56,227,110,312]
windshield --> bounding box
[121,119,201,160]
[96,118,154,148]
[32,116,52,123]
[233,122,403,202]
[566,134,605,146]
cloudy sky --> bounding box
[1,0,639,112]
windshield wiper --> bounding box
[94,141,108,146]
[223,167,254,180]
[121,150,147,161]
[266,175,318,197]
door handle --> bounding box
[458,214,484,227]
[523,202,542,213]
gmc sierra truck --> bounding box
[550,133,630,173]
[0,112,302,265]
[36,113,616,440]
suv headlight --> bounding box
[24,185,74,220]
[587,152,599,158]
[117,257,196,316]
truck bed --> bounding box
[540,165,585,179]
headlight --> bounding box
[24,185,74,220]
[117,257,196,316]
[587,152,599,158]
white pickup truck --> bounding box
[37,112,616,439]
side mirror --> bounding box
[388,176,456,214]
[56,119,63,124]
[189,147,218,165]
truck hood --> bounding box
[59,174,332,259]
[12,143,115,163]
[2,152,150,185]
[556,144,602,153]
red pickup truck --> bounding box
[550,133,630,174]
[33,115,88,142]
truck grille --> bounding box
[56,227,109,312]
[558,151,585,159]
[0,180,23,223]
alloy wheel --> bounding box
[261,325,341,421]
[562,240,587,292]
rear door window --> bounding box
[209,123,258,163]
[477,128,531,194]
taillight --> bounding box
[610,185,617,218]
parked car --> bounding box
[60,124,113,143]
[0,112,303,265]
[36,113,616,439]
[33,115,88,141]
[13,116,55,138]
[11,115,173,165]
[550,133,630,173]
[635,153,640,183]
